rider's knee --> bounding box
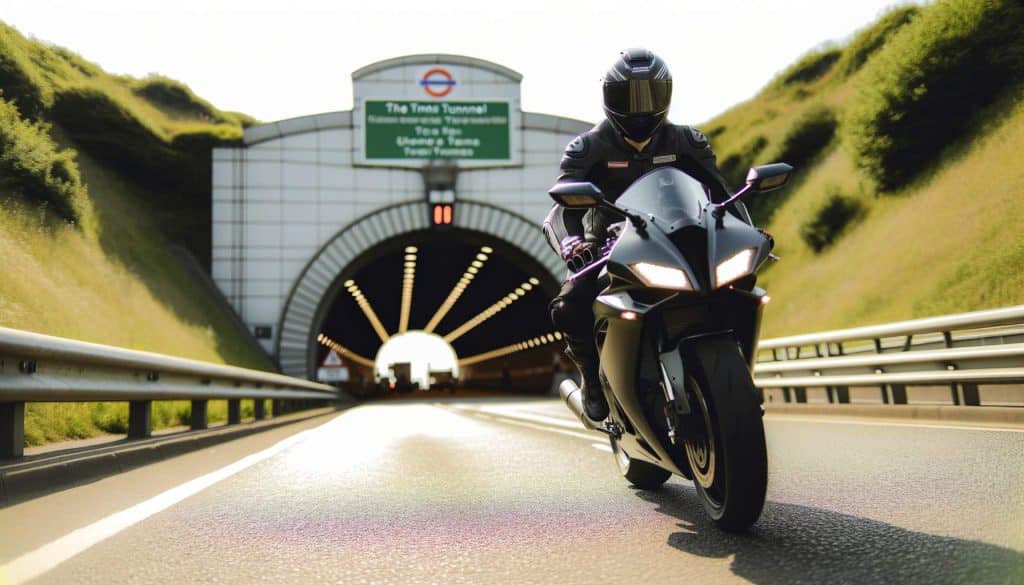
[550,296,590,335]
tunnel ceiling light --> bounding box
[345,281,390,343]
[442,278,540,344]
[457,330,563,366]
[398,247,417,334]
[529,277,540,286]
[316,334,376,368]
[481,246,493,254]
[424,246,493,333]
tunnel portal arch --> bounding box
[211,54,592,380]
[276,200,563,377]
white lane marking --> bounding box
[448,404,584,431]
[0,417,337,585]
[591,443,613,453]
[765,414,1024,433]
[480,415,596,441]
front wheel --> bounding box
[610,436,671,489]
[683,336,768,532]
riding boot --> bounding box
[565,341,609,421]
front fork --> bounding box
[658,347,704,444]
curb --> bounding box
[0,407,345,507]
[764,403,1024,426]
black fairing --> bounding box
[592,167,770,475]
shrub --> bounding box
[705,124,726,139]
[719,135,768,188]
[0,95,89,222]
[226,111,259,128]
[768,47,842,90]
[842,0,1024,191]
[0,25,53,118]
[170,124,244,150]
[834,5,920,78]
[800,189,863,253]
[133,75,230,123]
[50,46,103,78]
[50,83,187,188]
[90,402,129,434]
[775,106,837,170]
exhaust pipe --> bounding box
[559,379,602,430]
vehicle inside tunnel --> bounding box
[313,229,565,395]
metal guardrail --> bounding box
[0,327,343,458]
[753,306,1024,406]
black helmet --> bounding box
[602,48,672,142]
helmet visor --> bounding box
[603,79,672,115]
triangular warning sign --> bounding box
[322,349,344,367]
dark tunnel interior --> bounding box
[314,229,564,389]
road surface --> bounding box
[1,398,1022,584]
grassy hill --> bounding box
[699,0,1024,337]
[0,21,271,444]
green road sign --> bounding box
[364,100,510,161]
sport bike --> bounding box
[549,163,792,531]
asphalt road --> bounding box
[2,398,1022,584]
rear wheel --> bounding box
[610,436,671,489]
[683,336,767,532]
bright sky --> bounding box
[374,331,458,388]
[5,0,914,126]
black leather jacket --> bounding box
[543,119,750,253]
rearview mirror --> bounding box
[549,182,605,208]
[745,163,794,192]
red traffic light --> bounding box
[431,204,453,226]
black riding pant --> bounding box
[549,270,600,363]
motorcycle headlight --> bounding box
[716,248,755,287]
[631,262,692,290]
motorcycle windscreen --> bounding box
[616,167,709,227]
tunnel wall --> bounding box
[210,54,591,372]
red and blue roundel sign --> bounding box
[420,68,456,97]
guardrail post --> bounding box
[891,384,908,404]
[128,400,152,439]
[961,383,980,406]
[835,386,850,403]
[190,400,208,430]
[253,399,266,421]
[228,399,241,425]
[1,401,25,458]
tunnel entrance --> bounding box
[311,228,564,395]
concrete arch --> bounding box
[275,200,563,377]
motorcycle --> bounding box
[549,162,792,532]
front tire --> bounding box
[610,436,671,489]
[683,336,768,532]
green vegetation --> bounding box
[0,96,90,222]
[833,5,919,79]
[701,1,1024,336]
[799,189,863,253]
[23,400,274,446]
[0,20,271,445]
[769,47,843,91]
[842,0,1024,191]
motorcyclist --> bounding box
[544,48,752,422]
